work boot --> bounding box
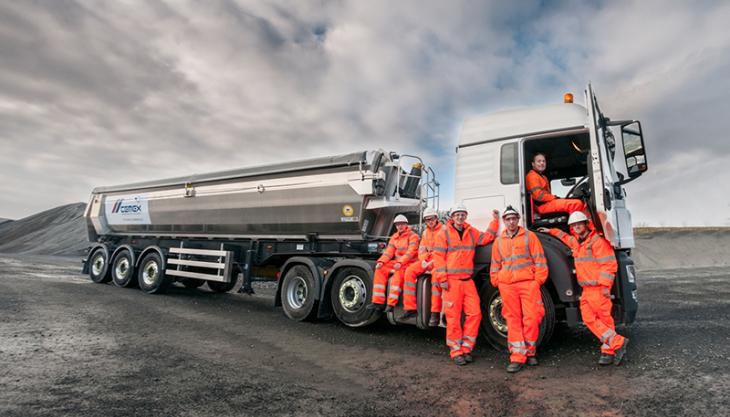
[527,356,539,366]
[454,355,467,366]
[366,303,384,311]
[463,353,474,363]
[613,338,629,366]
[398,310,417,320]
[428,313,440,327]
[383,305,394,313]
[506,362,524,373]
[598,354,614,366]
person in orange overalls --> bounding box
[490,205,548,373]
[432,204,499,366]
[526,153,586,215]
[539,211,629,366]
[367,214,419,312]
[398,208,443,324]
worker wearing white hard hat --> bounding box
[538,211,628,366]
[367,214,420,313]
[400,207,443,323]
[432,204,500,365]
[491,204,548,373]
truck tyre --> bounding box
[111,250,136,288]
[137,252,171,294]
[280,265,318,321]
[181,279,205,289]
[207,279,237,293]
[88,248,111,284]
[330,267,380,327]
[479,282,556,351]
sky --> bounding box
[0,0,728,226]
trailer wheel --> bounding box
[181,279,205,289]
[281,265,318,321]
[207,279,237,293]
[479,282,556,351]
[137,252,170,294]
[88,248,111,284]
[330,267,380,327]
[111,250,136,288]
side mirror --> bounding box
[621,121,648,179]
[560,178,577,186]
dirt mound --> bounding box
[0,203,87,256]
[633,227,730,270]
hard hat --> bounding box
[450,204,468,216]
[393,214,409,224]
[567,211,589,225]
[502,205,520,218]
[422,208,438,219]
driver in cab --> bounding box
[526,152,587,216]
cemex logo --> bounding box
[112,198,142,214]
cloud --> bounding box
[0,0,727,225]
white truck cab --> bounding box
[452,84,647,349]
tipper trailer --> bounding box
[82,84,648,348]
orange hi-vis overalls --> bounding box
[433,218,499,358]
[526,169,586,215]
[548,228,625,355]
[371,226,420,306]
[490,227,548,364]
[402,222,443,311]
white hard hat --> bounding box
[450,204,468,216]
[567,211,589,225]
[422,208,438,219]
[502,205,520,218]
[393,214,409,224]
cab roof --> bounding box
[458,103,589,148]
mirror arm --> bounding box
[617,175,640,186]
[608,119,636,127]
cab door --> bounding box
[585,84,626,247]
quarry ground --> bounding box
[0,254,728,417]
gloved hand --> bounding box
[421,260,432,269]
[600,286,611,298]
[439,281,449,291]
[393,262,402,270]
[375,262,383,270]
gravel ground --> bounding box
[0,254,728,417]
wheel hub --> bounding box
[339,275,366,313]
[92,254,105,276]
[287,276,308,309]
[115,258,129,279]
[142,261,159,286]
[489,294,508,335]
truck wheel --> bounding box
[181,279,205,289]
[280,265,318,321]
[111,250,137,288]
[330,267,380,327]
[479,282,556,351]
[88,248,111,283]
[207,279,237,293]
[137,252,170,294]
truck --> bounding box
[82,84,648,349]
